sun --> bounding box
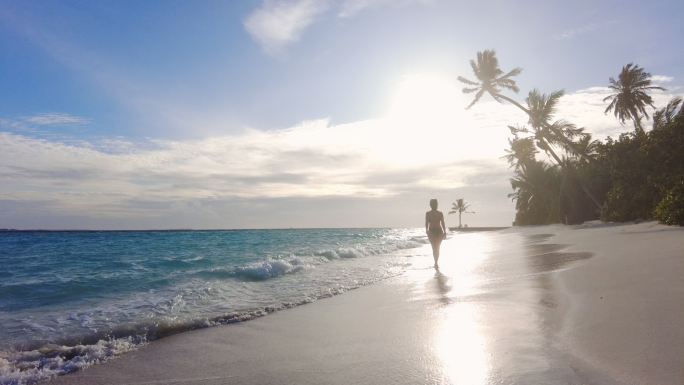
[365,71,505,174]
[373,73,473,165]
[386,73,463,127]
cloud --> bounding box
[0,108,512,225]
[244,0,330,54]
[23,113,90,126]
[0,113,90,139]
[554,86,683,136]
[244,0,432,53]
[2,80,682,228]
[651,75,674,84]
[337,0,431,18]
[552,20,617,41]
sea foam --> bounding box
[0,228,428,385]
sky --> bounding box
[1,0,683,229]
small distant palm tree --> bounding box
[603,63,665,135]
[653,97,683,130]
[448,198,474,228]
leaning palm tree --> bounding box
[458,50,595,164]
[603,63,665,135]
[458,49,522,109]
[448,198,474,228]
[508,90,602,209]
[525,89,586,163]
[653,97,683,130]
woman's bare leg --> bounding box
[430,238,442,267]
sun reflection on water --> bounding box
[431,233,494,385]
[435,303,489,385]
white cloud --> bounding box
[244,0,330,54]
[339,0,399,17]
[23,113,90,126]
[0,101,516,223]
[555,86,683,137]
[337,0,431,17]
[244,0,432,53]
[2,80,682,228]
[552,20,617,41]
[651,75,674,84]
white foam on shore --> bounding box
[0,229,431,385]
[0,337,143,385]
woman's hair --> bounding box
[429,199,438,210]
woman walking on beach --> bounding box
[425,199,447,268]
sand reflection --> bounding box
[431,233,493,385]
[435,302,489,384]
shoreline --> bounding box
[37,222,684,385]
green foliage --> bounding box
[599,111,684,222]
[654,180,684,225]
[505,98,684,226]
[603,63,664,134]
[509,160,562,225]
[460,53,682,227]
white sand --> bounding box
[45,222,684,385]
[552,222,684,385]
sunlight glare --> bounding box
[433,233,493,385]
[370,72,505,175]
[387,73,462,127]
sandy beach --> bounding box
[43,222,684,385]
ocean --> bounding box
[0,228,428,384]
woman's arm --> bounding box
[440,212,447,239]
[425,212,429,234]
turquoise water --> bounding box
[0,228,427,384]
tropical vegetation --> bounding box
[460,50,684,226]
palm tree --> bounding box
[503,134,537,171]
[572,134,601,163]
[448,198,474,228]
[458,50,595,165]
[508,161,561,225]
[458,49,522,109]
[603,63,665,135]
[653,97,683,130]
[510,90,602,209]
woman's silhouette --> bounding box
[425,198,447,267]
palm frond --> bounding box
[466,89,485,109]
[457,76,479,86]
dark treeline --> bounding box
[459,51,684,226]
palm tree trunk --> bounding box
[634,116,645,137]
[540,138,563,165]
[496,94,603,210]
[458,212,462,228]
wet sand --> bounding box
[46,222,684,385]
